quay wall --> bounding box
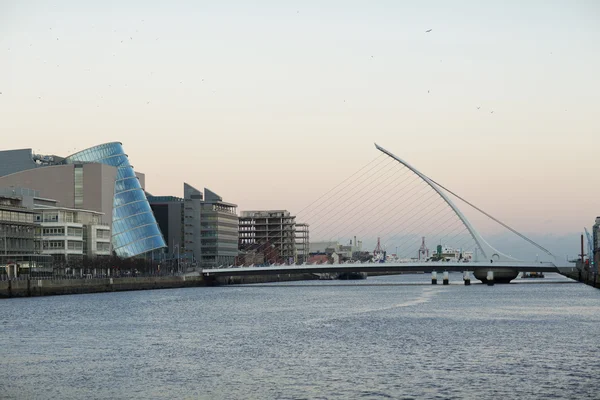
[561,269,600,289]
[0,273,319,298]
[0,276,206,298]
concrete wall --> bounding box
[0,163,116,223]
[562,269,600,289]
[0,276,206,298]
[0,165,76,208]
[82,163,117,225]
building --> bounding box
[309,238,362,260]
[0,190,52,278]
[149,184,238,268]
[239,210,297,264]
[295,223,309,264]
[35,205,111,265]
[199,188,238,267]
[0,143,166,259]
[147,194,184,259]
[594,217,600,272]
[183,183,202,264]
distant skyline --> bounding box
[1,1,598,242]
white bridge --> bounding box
[206,143,570,284]
[202,261,560,277]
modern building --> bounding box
[147,194,184,259]
[593,217,599,272]
[239,210,297,264]
[0,143,166,259]
[199,188,238,268]
[150,184,238,268]
[0,191,51,278]
[183,183,202,263]
[295,223,309,264]
[35,205,111,264]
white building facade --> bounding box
[35,207,111,264]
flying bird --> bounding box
[476,106,481,110]
[425,29,432,33]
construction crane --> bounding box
[584,228,595,272]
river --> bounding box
[1,273,599,399]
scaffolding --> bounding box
[239,210,297,264]
[295,223,309,264]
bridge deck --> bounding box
[202,261,560,277]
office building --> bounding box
[147,194,184,259]
[0,190,52,278]
[150,184,238,268]
[35,205,111,264]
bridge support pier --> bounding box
[431,271,437,285]
[463,271,471,285]
[486,271,494,286]
[473,268,518,284]
[443,271,449,285]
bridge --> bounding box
[204,143,568,284]
[202,261,570,285]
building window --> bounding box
[67,240,83,250]
[43,212,59,222]
[43,240,65,249]
[43,227,65,236]
[67,227,83,237]
[97,242,110,252]
[74,164,84,207]
[64,212,74,223]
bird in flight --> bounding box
[476,106,481,110]
[425,29,432,33]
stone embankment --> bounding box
[0,276,206,298]
[0,273,318,298]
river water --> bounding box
[1,273,599,399]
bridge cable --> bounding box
[427,179,556,258]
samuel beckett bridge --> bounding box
[203,144,572,285]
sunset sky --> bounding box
[1,1,598,251]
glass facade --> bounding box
[63,142,166,258]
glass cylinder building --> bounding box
[63,142,166,258]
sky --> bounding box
[1,1,599,257]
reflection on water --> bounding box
[1,273,599,399]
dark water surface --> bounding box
[1,273,599,399]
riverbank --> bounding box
[0,273,319,298]
[560,269,600,289]
[0,276,205,298]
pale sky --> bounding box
[1,1,599,252]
